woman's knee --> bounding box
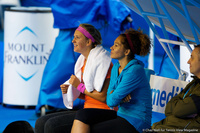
[35,115,49,127]
[44,120,56,133]
[35,116,49,133]
[75,109,90,123]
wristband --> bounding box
[77,83,86,93]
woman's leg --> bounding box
[90,116,139,133]
[35,110,76,133]
[70,108,116,133]
[74,108,117,124]
[71,120,90,133]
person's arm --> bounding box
[83,78,110,103]
[167,94,200,118]
[79,63,112,102]
[165,90,200,118]
[78,93,85,100]
[107,67,145,107]
[69,69,111,103]
[165,94,182,116]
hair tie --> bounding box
[76,26,95,43]
[125,34,135,54]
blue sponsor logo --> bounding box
[17,71,38,81]
[16,26,37,37]
[152,86,184,107]
[4,26,52,81]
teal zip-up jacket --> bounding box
[106,59,152,132]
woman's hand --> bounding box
[110,90,131,103]
[60,84,69,94]
[122,94,131,103]
[69,74,81,88]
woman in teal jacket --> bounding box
[71,28,152,133]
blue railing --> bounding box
[121,0,200,80]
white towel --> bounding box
[62,80,80,109]
[63,45,111,109]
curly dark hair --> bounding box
[120,28,152,59]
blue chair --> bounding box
[144,68,155,82]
